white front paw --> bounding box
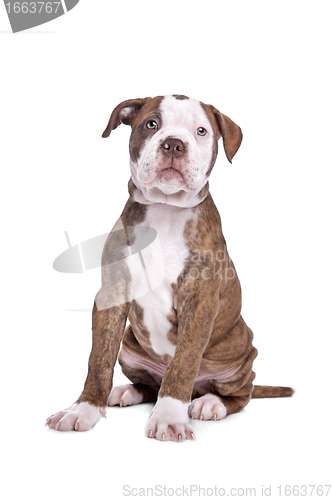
[145,397,195,442]
[46,402,106,432]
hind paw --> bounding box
[188,394,227,421]
[107,384,144,407]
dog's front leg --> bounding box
[46,216,132,431]
[145,282,220,442]
[78,301,129,407]
[46,300,129,432]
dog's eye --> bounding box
[196,127,207,136]
[146,120,158,130]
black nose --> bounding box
[161,137,185,158]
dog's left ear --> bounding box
[208,105,243,163]
[102,97,151,138]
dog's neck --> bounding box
[128,178,210,208]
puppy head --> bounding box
[102,95,242,206]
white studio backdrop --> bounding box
[1,1,332,499]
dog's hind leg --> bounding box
[189,370,255,420]
[108,324,163,407]
[190,340,258,421]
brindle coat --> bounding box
[78,186,293,416]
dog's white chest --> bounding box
[128,204,193,357]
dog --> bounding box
[46,95,294,441]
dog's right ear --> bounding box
[102,98,151,138]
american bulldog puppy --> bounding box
[46,95,293,441]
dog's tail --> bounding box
[251,385,294,398]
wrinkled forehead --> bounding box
[159,95,212,131]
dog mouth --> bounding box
[136,158,197,194]
[158,165,185,185]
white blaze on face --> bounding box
[132,96,214,199]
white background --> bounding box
[1,1,332,498]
